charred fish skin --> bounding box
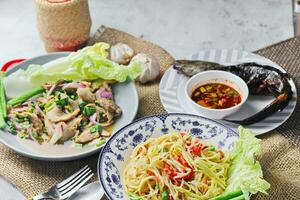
[173,60,293,125]
[225,63,289,96]
[173,60,226,77]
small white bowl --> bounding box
[185,70,249,119]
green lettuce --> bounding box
[27,42,141,84]
[225,126,270,199]
[5,42,141,98]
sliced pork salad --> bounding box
[7,80,121,146]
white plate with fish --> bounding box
[0,43,139,161]
[159,50,297,135]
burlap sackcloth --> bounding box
[0,26,299,199]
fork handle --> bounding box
[30,194,52,200]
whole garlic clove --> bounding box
[131,53,160,84]
[110,43,134,65]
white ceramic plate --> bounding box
[159,50,297,135]
[98,113,239,200]
[0,52,139,161]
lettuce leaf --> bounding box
[5,42,141,98]
[225,126,270,200]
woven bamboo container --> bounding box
[35,0,91,52]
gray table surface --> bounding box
[0,0,293,64]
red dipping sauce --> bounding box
[191,83,241,109]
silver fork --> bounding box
[31,165,94,200]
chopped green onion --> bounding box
[44,102,54,112]
[89,125,102,134]
[55,97,69,107]
[8,87,45,107]
[79,101,88,110]
[209,146,216,151]
[64,105,74,113]
[16,116,29,123]
[99,112,108,123]
[96,138,106,147]
[83,106,96,116]
[156,183,161,190]
[73,142,83,149]
[67,91,78,100]
[7,121,17,135]
[161,190,169,200]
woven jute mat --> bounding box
[0,26,299,199]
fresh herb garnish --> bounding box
[161,190,169,200]
[55,97,69,107]
[7,121,17,135]
[16,116,29,123]
[83,106,96,116]
[96,138,106,147]
[64,105,74,113]
[67,91,78,100]
[44,102,54,112]
[79,101,88,110]
[209,146,216,151]
[99,112,108,123]
[89,125,102,134]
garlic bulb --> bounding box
[110,43,134,65]
[131,53,160,83]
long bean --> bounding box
[0,72,6,128]
[7,87,45,107]
[211,190,243,200]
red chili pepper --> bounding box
[191,145,202,156]
[175,155,194,181]
[203,175,209,184]
[147,169,156,177]
[163,162,177,177]
[217,150,225,159]
[1,58,26,72]
[178,169,194,181]
[164,156,195,182]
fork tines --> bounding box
[57,165,94,198]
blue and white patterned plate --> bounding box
[97,113,239,200]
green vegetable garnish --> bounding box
[99,112,108,123]
[128,193,144,200]
[156,184,161,190]
[79,101,88,110]
[211,190,243,200]
[224,127,270,200]
[55,97,69,107]
[73,142,83,149]
[16,116,29,123]
[96,138,106,147]
[7,43,142,89]
[89,125,102,134]
[7,121,17,135]
[8,87,45,107]
[83,106,96,116]
[209,146,216,151]
[44,102,55,112]
[161,190,169,200]
[64,105,74,112]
